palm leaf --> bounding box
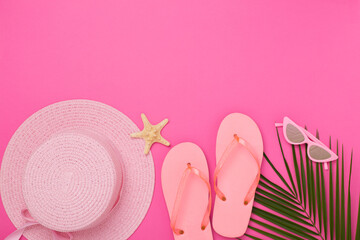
[249,220,297,240]
[252,207,318,239]
[242,233,263,240]
[316,162,322,230]
[316,130,327,238]
[260,174,295,200]
[347,150,353,240]
[264,152,295,196]
[258,180,297,204]
[247,127,358,240]
[254,194,310,224]
[329,137,334,240]
[341,145,346,239]
[320,163,327,239]
[299,145,307,208]
[253,145,322,239]
[256,188,302,212]
[306,139,313,218]
[335,140,340,239]
[356,194,360,240]
[309,147,317,222]
[275,128,297,196]
[292,145,302,202]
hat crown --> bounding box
[22,130,123,232]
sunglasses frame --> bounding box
[275,117,338,170]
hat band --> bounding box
[5,210,74,240]
[6,173,123,240]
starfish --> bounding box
[130,113,170,155]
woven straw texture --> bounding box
[0,99,155,240]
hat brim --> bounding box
[0,99,154,240]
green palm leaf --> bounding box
[336,140,340,239]
[276,128,297,196]
[356,194,360,240]
[308,145,317,222]
[247,127,357,240]
[306,138,313,218]
[347,150,353,240]
[329,137,334,240]
[316,130,327,238]
[299,145,307,208]
[250,219,300,240]
[305,144,314,219]
[254,194,310,225]
[292,145,302,201]
[320,163,327,239]
[263,152,295,197]
[258,179,297,204]
[256,187,302,212]
[252,207,318,239]
[243,233,263,240]
[316,162,322,230]
[341,145,346,239]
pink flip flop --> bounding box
[162,142,213,240]
[212,113,263,238]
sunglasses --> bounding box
[275,117,338,170]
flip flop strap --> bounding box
[170,163,212,235]
[214,134,261,205]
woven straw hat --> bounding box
[0,99,155,240]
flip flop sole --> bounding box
[212,113,263,238]
[162,142,213,240]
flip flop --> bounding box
[162,142,213,240]
[212,113,263,238]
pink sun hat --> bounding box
[0,99,155,240]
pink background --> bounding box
[1,0,359,239]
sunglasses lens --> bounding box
[309,145,331,160]
[286,124,305,143]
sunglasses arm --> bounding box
[275,123,283,127]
